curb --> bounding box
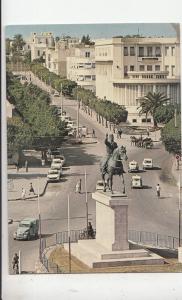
[8,181,49,201]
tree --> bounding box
[11,34,26,52]
[153,104,175,124]
[161,115,181,154]
[137,92,170,127]
[24,51,31,64]
[81,34,94,45]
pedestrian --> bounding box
[29,182,35,196]
[87,222,94,238]
[118,129,122,139]
[76,179,81,193]
[21,188,26,200]
[25,160,28,172]
[156,184,160,198]
[92,129,95,138]
[12,253,19,273]
[16,162,19,173]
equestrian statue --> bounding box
[100,133,128,194]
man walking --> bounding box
[29,182,35,196]
[12,253,19,274]
[21,188,26,200]
[156,183,161,198]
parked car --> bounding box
[142,158,153,170]
[131,175,143,189]
[47,169,61,182]
[54,91,60,97]
[13,218,39,240]
[66,121,75,129]
[60,115,71,122]
[51,158,63,170]
[128,160,139,172]
[96,180,107,191]
[58,155,66,166]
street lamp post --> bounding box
[67,194,71,273]
[37,178,42,260]
[85,169,89,237]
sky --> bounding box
[5,23,177,39]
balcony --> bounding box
[138,55,162,62]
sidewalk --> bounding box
[8,167,49,201]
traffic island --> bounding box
[64,191,164,268]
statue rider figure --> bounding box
[103,133,118,173]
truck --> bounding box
[13,218,39,240]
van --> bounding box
[13,218,39,240]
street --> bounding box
[8,73,179,273]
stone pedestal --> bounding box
[92,191,129,251]
[64,190,164,268]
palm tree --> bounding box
[137,91,170,127]
[11,34,26,53]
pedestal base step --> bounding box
[64,240,165,268]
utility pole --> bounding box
[68,194,71,273]
[37,178,42,260]
[77,90,80,138]
[85,169,89,236]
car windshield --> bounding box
[97,182,103,186]
[144,160,152,163]
[134,178,140,181]
[19,223,30,227]
[53,159,61,163]
[130,163,136,165]
[49,170,58,174]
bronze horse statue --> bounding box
[100,145,128,194]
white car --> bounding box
[142,158,153,170]
[47,169,61,182]
[131,175,143,189]
[58,155,66,166]
[54,91,60,97]
[96,180,106,191]
[51,158,63,170]
[128,160,139,172]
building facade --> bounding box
[95,37,180,124]
[29,32,55,61]
[67,46,96,92]
[45,38,79,77]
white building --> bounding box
[45,38,79,77]
[29,32,55,61]
[67,46,96,92]
[95,37,180,124]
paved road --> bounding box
[8,72,179,273]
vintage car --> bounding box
[47,168,61,182]
[142,158,153,169]
[131,175,143,188]
[128,160,139,172]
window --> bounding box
[165,65,169,72]
[132,119,137,123]
[85,75,92,80]
[139,47,144,57]
[165,46,169,56]
[92,63,95,68]
[171,65,175,76]
[139,65,145,71]
[147,47,152,57]
[171,46,175,56]
[85,52,90,57]
[124,65,128,76]
[155,47,161,57]
[155,65,160,71]
[147,65,152,71]
[37,50,40,56]
[124,47,128,56]
[92,75,96,80]
[130,47,135,56]
[130,65,134,71]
